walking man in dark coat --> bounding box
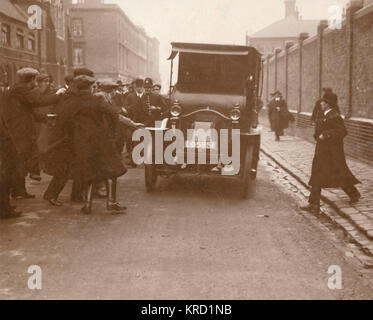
[1,68,60,200]
[268,91,293,141]
[301,92,361,214]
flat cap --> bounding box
[17,67,39,77]
[74,75,96,89]
[99,79,118,88]
[73,68,94,78]
[36,74,50,82]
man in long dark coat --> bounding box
[43,69,140,214]
[301,92,361,214]
[1,68,60,201]
[268,91,294,141]
[1,82,21,218]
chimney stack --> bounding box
[284,0,299,19]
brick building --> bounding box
[65,0,161,84]
[0,0,72,87]
[247,0,319,56]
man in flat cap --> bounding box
[0,68,61,211]
[301,92,361,214]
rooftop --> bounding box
[0,0,29,24]
[250,15,319,39]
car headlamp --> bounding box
[230,105,241,122]
[171,100,182,117]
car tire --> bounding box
[240,146,255,199]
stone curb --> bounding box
[260,142,373,259]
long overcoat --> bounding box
[43,89,126,185]
[1,84,59,158]
[268,99,293,134]
[309,109,360,188]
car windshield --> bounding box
[176,52,249,95]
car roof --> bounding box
[168,42,260,60]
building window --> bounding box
[16,29,24,49]
[27,33,35,51]
[72,0,85,4]
[73,48,84,66]
[72,19,83,37]
[1,24,11,46]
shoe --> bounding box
[107,202,127,212]
[45,198,62,207]
[29,174,42,182]
[350,192,361,204]
[275,137,280,142]
[12,192,36,199]
[300,204,320,214]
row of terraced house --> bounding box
[0,0,161,87]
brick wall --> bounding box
[351,9,373,119]
[261,2,373,164]
[322,27,349,115]
[287,48,299,111]
[276,53,286,99]
[301,39,318,114]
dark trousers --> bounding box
[44,170,83,201]
[8,146,27,196]
[309,185,360,205]
[28,141,41,176]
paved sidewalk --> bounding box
[260,126,373,258]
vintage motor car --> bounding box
[143,42,263,198]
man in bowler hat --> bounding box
[301,92,361,214]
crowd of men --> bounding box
[0,67,168,219]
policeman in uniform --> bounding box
[144,78,168,127]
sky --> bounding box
[113,0,349,89]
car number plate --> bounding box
[185,122,216,149]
